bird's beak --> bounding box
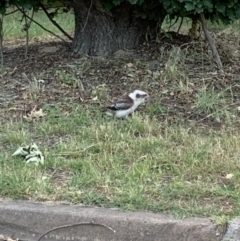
[145,95,150,101]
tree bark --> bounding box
[72,0,159,55]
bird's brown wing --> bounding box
[107,96,133,111]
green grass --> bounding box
[1,101,240,221]
[3,8,74,40]
[3,8,239,42]
[1,8,240,224]
[162,16,240,35]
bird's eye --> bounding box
[136,93,141,98]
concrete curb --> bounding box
[0,200,223,241]
[222,218,240,241]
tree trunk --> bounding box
[72,0,159,55]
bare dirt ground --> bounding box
[1,33,240,131]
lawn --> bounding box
[3,7,74,40]
[1,8,240,224]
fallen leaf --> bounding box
[23,106,46,121]
[225,173,233,179]
[126,63,134,68]
[127,73,135,78]
[12,143,44,165]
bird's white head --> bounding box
[129,90,149,105]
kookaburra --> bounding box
[106,90,149,118]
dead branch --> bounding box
[37,221,116,241]
[16,6,67,42]
[39,3,73,41]
[199,13,223,70]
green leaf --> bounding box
[3,0,240,29]
[185,2,195,11]
[53,1,64,7]
[112,0,122,6]
[227,8,235,20]
[215,3,226,14]
[128,0,139,4]
[203,0,213,10]
[101,1,113,10]
[22,2,32,10]
[194,2,203,13]
[0,7,6,15]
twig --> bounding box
[177,17,183,34]
[5,9,19,16]
[82,0,93,32]
[16,6,67,42]
[39,3,73,41]
[168,17,179,31]
[37,221,116,241]
[0,14,4,67]
[199,13,223,70]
